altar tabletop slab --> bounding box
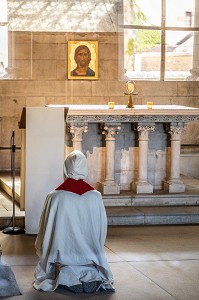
[57,105,199,116]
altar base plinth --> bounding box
[133,181,153,194]
[164,180,185,193]
[99,181,120,195]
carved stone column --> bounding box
[164,123,185,193]
[69,123,88,151]
[100,123,121,194]
[133,123,155,194]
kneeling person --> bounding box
[33,150,114,293]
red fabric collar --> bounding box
[55,178,94,195]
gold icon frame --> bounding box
[68,41,98,80]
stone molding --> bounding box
[67,114,198,124]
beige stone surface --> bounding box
[0,97,25,117]
[178,81,199,96]
[32,43,65,60]
[8,32,31,45]
[32,60,57,80]
[32,33,66,44]
[92,81,125,96]
[56,60,67,81]
[136,81,178,97]
[99,42,118,60]
[12,43,32,60]
[99,59,119,81]
[25,97,46,107]
[8,60,32,80]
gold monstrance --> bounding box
[124,81,138,108]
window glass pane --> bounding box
[0,26,8,66]
[165,30,193,80]
[124,29,161,80]
[166,0,195,27]
[0,0,7,22]
[123,0,161,26]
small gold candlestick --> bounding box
[147,101,153,109]
[108,101,115,109]
[123,81,138,108]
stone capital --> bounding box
[69,123,88,141]
[135,123,155,140]
[168,123,185,140]
[101,123,121,140]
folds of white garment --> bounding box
[33,189,114,291]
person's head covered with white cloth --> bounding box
[63,150,88,180]
[33,150,115,294]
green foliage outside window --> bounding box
[126,30,161,55]
[126,0,161,55]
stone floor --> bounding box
[1,225,199,300]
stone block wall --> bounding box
[0,31,199,172]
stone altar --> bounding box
[63,104,199,195]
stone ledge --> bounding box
[106,206,199,226]
[103,192,199,206]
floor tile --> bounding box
[106,226,199,261]
[130,260,199,300]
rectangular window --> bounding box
[123,0,196,81]
[0,0,8,78]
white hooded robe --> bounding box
[33,150,114,292]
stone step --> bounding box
[106,206,199,226]
[103,192,199,206]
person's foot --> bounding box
[98,285,115,292]
[82,281,99,293]
[67,284,83,293]
[97,281,115,292]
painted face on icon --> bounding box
[74,46,91,68]
[76,49,90,67]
